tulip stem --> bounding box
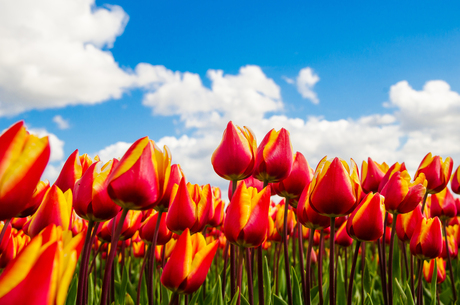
[137,245,150,305]
[148,210,163,305]
[388,213,398,305]
[421,191,428,216]
[245,248,254,305]
[237,247,244,305]
[101,208,129,305]
[305,228,314,304]
[257,245,265,305]
[401,241,409,281]
[89,241,104,275]
[0,219,11,246]
[382,213,389,305]
[361,242,365,305]
[318,230,324,305]
[377,239,389,305]
[168,293,179,305]
[410,252,415,299]
[329,217,336,305]
[77,219,95,305]
[347,241,361,305]
[283,198,294,305]
[230,179,238,300]
[222,241,229,300]
[416,259,423,305]
[442,220,457,302]
[344,247,348,299]
[298,222,307,303]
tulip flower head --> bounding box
[0,121,51,221]
[361,157,388,194]
[154,164,185,212]
[140,211,172,245]
[440,233,458,259]
[346,192,386,242]
[275,200,296,237]
[395,205,423,242]
[224,182,271,248]
[414,152,453,194]
[310,157,362,217]
[423,258,446,284]
[228,176,264,201]
[451,165,460,194]
[296,185,330,230]
[161,228,218,295]
[335,222,353,247]
[429,187,457,221]
[211,121,257,181]
[410,217,443,260]
[16,180,50,218]
[253,128,293,183]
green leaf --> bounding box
[214,277,224,305]
[120,263,129,305]
[161,284,170,305]
[264,256,272,305]
[273,294,288,305]
[65,275,78,305]
[336,258,346,305]
[241,294,250,305]
[430,259,437,305]
[291,266,302,305]
[364,294,374,305]
[364,258,371,296]
[394,278,406,305]
[125,293,135,305]
[88,275,94,305]
[404,282,415,305]
[228,288,239,305]
[189,287,202,305]
[141,271,148,305]
[393,235,401,283]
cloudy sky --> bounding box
[1,0,460,194]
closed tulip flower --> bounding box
[275,200,296,237]
[423,258,446,284]
[211,121,257,181]
[414,153,453,194]
[440,234,458,259]
[103,210,142,241]
[451,165,460,194]
[228,176,264,200]
[361,157,388,194]
[107,137,171,210]
[396,205,423,242]
[310,157,362,217]
[54,150,85,193]
[410,217,443,260]
[379,170,427,214]
[140,211,172,245]
[378,162,407,192]
[27,185,73,238]
[253,128,293,183]
[73,160,121,222]
[224,182,271,248]
[0,121,50,221]
[16,180,50,218]
[166,178,213,234]
[161,228,218,295]
[296,185,330,230]
[429,187,457,221]
[346,192,386,242]
[335,222,353,247]
[154,164,185,212]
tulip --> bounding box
[272,152,314,207]
[208,195,225,228]
[0,221,12,255]
[379,170,427,214]
[440,234,458,259]
[423,258,446,284]
[395,205,423,242]
[429,187,457,221]
[335,222,353,247]
[410,217,443,260]
[16,180,50,218]
[107,137,171,210]
[0,234,17,268]
[347,192,385,242]
[154,164,185,212]
[228,176,264,201]
[166,178,213,234]
[73,160,121,222]
[451,165,460,194]
[0,225,80,305]
[253,128,293,183]
[54,149,84,193]
[0,121,50,221]
[361,157,388,194]
[27,185,73,238]
[161,228,218,295]
[223,182,271,248]
[102,209,142,241]
[296,186,330,230]
[378,162,407,192]
[11,217,28,230]
[140,211,172,245]
[414,152,453,194]
[211,121,257,181]
[275,200,296,237]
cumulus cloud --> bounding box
[285,67,320,104]
[53,115,70,130]
[0,0,135,116]
[94,141,132,163]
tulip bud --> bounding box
[414,152,453,194]
[410,217,443,260]
[54,149,84,193]
[296,186,330,230]
[310,157,361,217]
[396,205,423,242]
[139,211,172,245]
[451,165,460,195]
[429,188,457,221]
[228,176,264,201]
[423,258,446,284]
[161,228,218,295]
[361,157,388,194]
[27,185,73,238]
[16,180,50,218]
[212,121,257,181]
[166,178,213,234]
[253,128,293,183]
[0,121,50,220]
[224,182,271,248]
[155,164,185,212]
[378,162,407,192]
[275,200,296,237]
[335,222,353,247]
[346,192,386,241]
[379,170,427,214]
[440,234,458,259]
[103,210,142,241]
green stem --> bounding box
[388,213,398,305]
[283,197,293,305]
[329,217,336,305]
[442,220,457,302]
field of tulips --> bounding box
[1,120,460,305]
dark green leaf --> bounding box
[228,288,239,305]
[264,256,272,305]
[214,277,224,305]
[273,294,288,305]
[430,259,437,305]
[65,275,78,305]
[189,287,201,305]
[291,266,302,305]
[88,275,94,305]
[404,282,415,305]
[337,259,346,305]
[120,263,129,305]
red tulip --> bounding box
[140,211,172,245]
[440,234,458,259]
[296,186,330,230]
[228,176,264,200]
[335,222,353,247]
[378,162,407,192]
[410,217,443,260]
[275,200,296,237]
[429,187,457,221]
[423,258,446,284]
[154,164,185,212]
[451,165,460,195]
[414,152,453,194]
[395,205,423,242]
[211,121,257,181]
[361,157,388,194]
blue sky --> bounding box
[1,0,460,190]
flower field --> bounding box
[0,120,459,305]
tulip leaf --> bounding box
[65,275,78,305]
[120,263,129,305]
[241,294,250,305]
[336,259,346,305]
[364,294,373,305]
[394,278,406,305]
[264,256,272,305]
[228,288,239,305]
[404,282,415,305]
[363,258,371,296]
[161,284,170,305]
[214,277,224,305]
[291,266,302,305]
[273,294,288,305]
[141,271,148,305]
[430,259,437,305]
[88,275,94,305]
[189,287,201,305]
[393,236,401,284]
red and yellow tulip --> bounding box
[423,258,446,284]
[410,217,443,260]
[395,205,423,242]
[361,157,388,194]
[414,152,453,194]
[429,187,457,221]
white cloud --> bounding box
[52,115,70,130]
[29,128,65,162]
[0,0,135,116]
[284,67,320,104]
[94,141,132,163]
